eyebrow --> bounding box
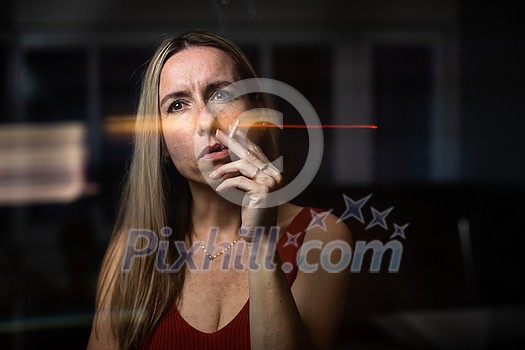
[159,90,191,109]
[159,80,234,108]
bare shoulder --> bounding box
[303,208,353,245]
[290,208,352,349]
[278,203,352,244]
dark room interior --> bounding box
[1,0,524,349]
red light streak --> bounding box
[242,124,378,129]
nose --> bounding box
[196,105,219,136]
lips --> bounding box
[198,143,229,160]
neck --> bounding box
[188,180,241,241]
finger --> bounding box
[210,160,280,189]
[216,129,281,177]
[231,128,283,177]
[209,159,259,179]
[254,163,280,180]
[215,176,268,194]
[209,158,281,190]
[231,128,271,164]
[216,129,266,166]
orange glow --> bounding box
[104,115,378,135]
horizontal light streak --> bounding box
[104,115,378,134]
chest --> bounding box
[177,244,250,333]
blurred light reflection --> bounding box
[0,122,86,204]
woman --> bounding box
[88,30,351,350]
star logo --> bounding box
[283,232,301,248]
[307,209,332,232]
[338,193,372,223]
[390,223,409,239]
[365,206,394,230]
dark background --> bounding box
[1,0,524,349]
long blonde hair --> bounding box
[94,31,266,349]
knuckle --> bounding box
[249,143,262,154]
[259,176,276,190]
[258,185,270,194]
[265,176,277,188]
[251,156,261,164]
[274,173,283,184]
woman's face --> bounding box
[159,46,250,183]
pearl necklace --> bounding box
[200,236,242,260]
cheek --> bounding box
[164,135,199,175]
[162,124,195,158]
[217,100,250,126]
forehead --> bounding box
[160,46,237,92]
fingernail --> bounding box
[209,170,220,179]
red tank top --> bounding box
[142,207,318,350]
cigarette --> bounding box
[229,119,240,138]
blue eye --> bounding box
[212,90,234,102]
